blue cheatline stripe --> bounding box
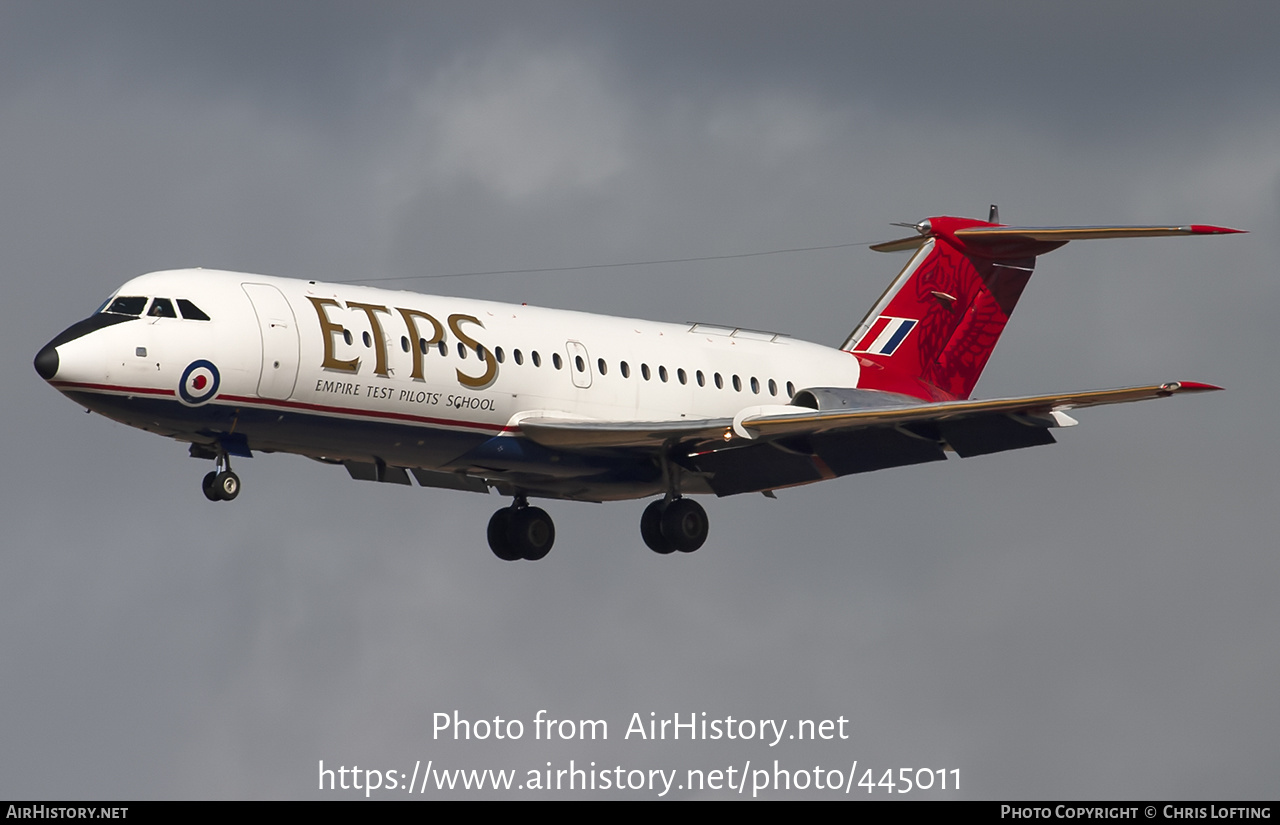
[881,319,917,355]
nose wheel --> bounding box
[488,496,555,561]
[641,497,708,554]
[201,452,241,502]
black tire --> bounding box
[202,472,221,502]
[215,471,240,501]
[510,507,555,561]
[661,497,708,552]
[641,499,675,554]
[487,508,521,561]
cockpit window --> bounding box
[176,299,210,321]
[148,298,177,318]
[103,296,147,316]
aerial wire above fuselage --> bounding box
[337,240,877,284]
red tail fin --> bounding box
[845,216,1045,401]
[844,216,1241,401]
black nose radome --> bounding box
[34,312,135,382]
[34,342,59,380]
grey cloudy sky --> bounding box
[3,1,1277,799]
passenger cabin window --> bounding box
[641,364,651,381]
[104,296,147,316]
[621,361,630,378]
[658,366,668,383]
[597,358,607,375]
[552,353,563,370]
[176,299,210,321]
[532,351,542,367]
[514,349,524,365]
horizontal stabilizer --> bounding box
[872,222,1243,253]
[869,235,932,253]
[954,224,1244,242]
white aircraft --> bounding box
[35,212,1240,560]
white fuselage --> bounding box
[48,269,860,500]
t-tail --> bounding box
[843,211,1242,401]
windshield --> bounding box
[102,296,147,316]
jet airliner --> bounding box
[34,212,1240,560]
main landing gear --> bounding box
[485,495,708,561]
[640,496,709,555]
[201,451,240,502]
[488,496,555,561]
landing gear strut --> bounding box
[201,451,240,502]
[640,496,708,554]
[488,495,555,561]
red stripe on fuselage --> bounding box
[50,380,175,397]
[217,394,515,433]
[50,381,515,434]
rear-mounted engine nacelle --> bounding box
[789,386,920,411]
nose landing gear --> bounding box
[640,496,708,555]
[488,495,555,561]
[201,451,240,502]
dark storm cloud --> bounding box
[3,0,1277,799]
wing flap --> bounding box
[343,459,412,485]
[935,414,1057,457]
[409,467,490,494]
[680,442,832,496]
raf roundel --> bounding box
[178,360,220,406]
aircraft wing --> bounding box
[735,381,1219,439]
[514,381,1220,496]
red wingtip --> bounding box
[1188,224,1246,235]
[1172,381,1224,392]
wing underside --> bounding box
[514,381,1219,496]
[332,381,1217,499]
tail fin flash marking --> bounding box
[851,317,918,356]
